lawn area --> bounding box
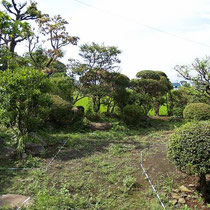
[0,118,209,209]
[75,97,168,116]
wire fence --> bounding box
[0,140,68,210]
[140,144,166,210]
[1,140,167,210]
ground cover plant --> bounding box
[1,1,210,209]
[0,118,210,209]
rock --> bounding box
[179,185,192,193]
[72,106,85,119]
[0,147,16,159]
[181,193,187,198]
[170,199,178,205]
[172,189,180,193]
[171,193,181,200]
[0,194,31,208]
[178,198,186,204]
[22,153,28,159]
[90,122,112,131]
[25,143,45,155]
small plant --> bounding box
[16,155,41,168]
[122,175,137,193]
[162,174,173,194]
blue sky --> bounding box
[11,0,210,81]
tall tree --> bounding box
[70,42,121,112]
[174,56,210,97]
[131,70,172,116]
[28,15,79,73]
[0,0,42,53]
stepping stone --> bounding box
[0,194,30,208]
[90,122,112,131]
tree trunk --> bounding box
[199,173,207,202]
[168,91,173,116]
[153,103,159,116]
[165,94,169,116]
[9,39,16,54]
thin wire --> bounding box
[140,145,166,210]
[13,140,68,209]
[72,0,210,48]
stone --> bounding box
[0,147,16,159]
[90,122,112,131]
[0,194,30,208]
[179,185,192,193]
[170,199,178,205]
[171,193,181,200]
[181,193,187,198]
[178,198,186,204]
[22,153,28,159]
[172,189,180,193]
[25,143,45,155]
[72,106,85,119]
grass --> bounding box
[75,96,168,116]
[75,97,107,113]
[0,119,207,209]
[148,105,168,116]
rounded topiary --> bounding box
[168,121,210,199]
[49,95,73,125]
[183,103,210,121]
[123,105,146,126]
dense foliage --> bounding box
[0,67,51,153]
[131,70,172,116]
[183,103,210,121]
[49,95,73,126]
[122,104,146,126]
[70,43,126,113]
[168,121,210,199]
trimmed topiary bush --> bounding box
[183,103,210,121]
[123,105,146,126]
[49,95,73,125]
[168,121,210,200]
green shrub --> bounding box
[183,103,210,121]
[172,106,185,117]
[49,74,74,103]
[123,105,146,126]
[0,68,51,155]
[168,121,210,199]
[49,95,73,125]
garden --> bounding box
[0,0,210,209]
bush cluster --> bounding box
[183,103,210,121]
[49,95,74,125]
[168,121,210,175]
[122,104,146,126]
